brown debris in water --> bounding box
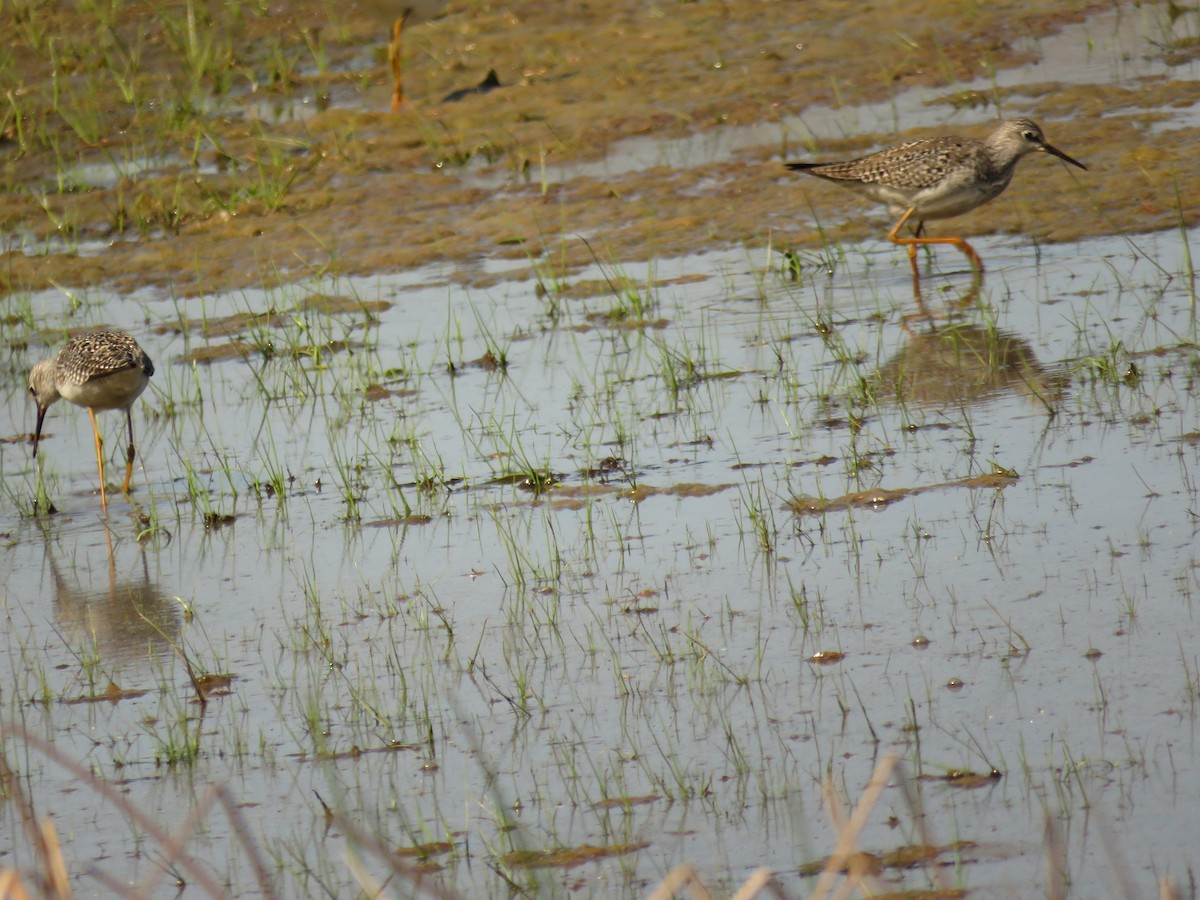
[180,341,259,365]
[592,794,661,810]
[194,673,235,695]
[920,769,1004,790]
[362,514,434,527]
[799,839,979,878]
[790,470,1018,516]
[501,840,649,869]
[393,840,455,859]
[300,294,390,316]
[808,650,846,665]
[621,482,735,503]
[61,682,148,705]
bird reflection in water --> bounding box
[874,321,1067,411]
[44,529,181,671]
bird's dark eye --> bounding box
[1023,131,1037,141]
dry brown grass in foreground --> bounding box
[0,729,1188,899]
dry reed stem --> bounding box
[2,723,234,897]
[0,741,71,899]
[328,811,463,900]
[0,869,35,900]
[343,847,389,898]
[646,864,715,900]
[888,755,953,894]
[809,754,899,900]
[730,868,788,899]
[648,753,964,900]
[39,820,70,899]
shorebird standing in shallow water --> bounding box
[785,118,1087,283]
[29,330,154,514]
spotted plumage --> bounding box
[41,330,153,390]
[785,118,1087,278]
[29,330,154,513]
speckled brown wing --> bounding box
[55,331,155,388]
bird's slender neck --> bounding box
[29,359,62,410]
[984,134,1031,178]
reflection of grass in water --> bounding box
[4,732,1187,897]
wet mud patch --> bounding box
[789,471,1019,515]
[178,339,259,364]
[501,841,650,870]
[1,0,1170,300]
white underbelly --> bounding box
[59,367,149,411]
[882,179,1009,221]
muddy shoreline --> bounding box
[5,0,1191,302]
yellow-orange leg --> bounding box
[887,208,984,278]
[388,14,407,112]
[123,407,137,494]
[87,407,109,514]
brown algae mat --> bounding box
[3,0,1197,300]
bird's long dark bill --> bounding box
[1044,143,1087,171]
[32,406,47,458]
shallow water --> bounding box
[4,222,1197,896]
[1,1,1199,897]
